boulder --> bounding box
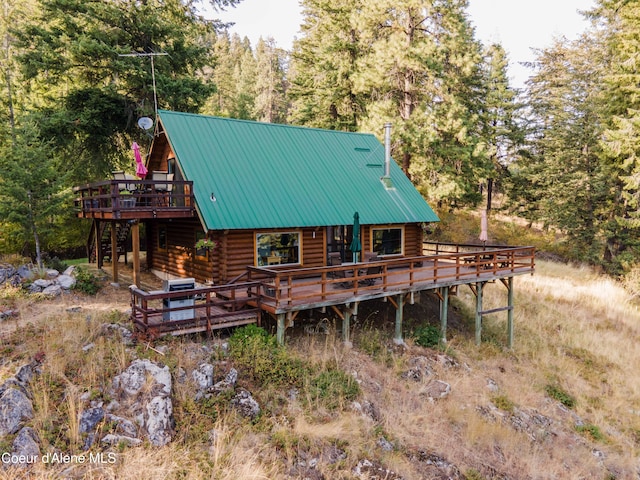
[421,380,451,401]
[56,274,76,289]
[111,359,174,446]
[231,389,260,420]
[0,388,34,435]
[105,414,137,437]
[145,396,174,447]
[42,285,62,297]
[113,359,171,397]
[45,269,59,279]
[100,323,134,346]
[17,265,34,281]
[33,279,53,289]
[79,407,105,434]
[101,434,142,447]
[192,363,214,390]
[63,266,76,276]
[209,368,238,394]
[12,427,40,460]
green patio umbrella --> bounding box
[350,211,362,262]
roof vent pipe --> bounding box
[381,122,394,189]
[383,122,392,179]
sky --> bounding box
[210,0,596,89]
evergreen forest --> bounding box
[1,0,639,277]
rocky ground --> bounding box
[0,260,637,479]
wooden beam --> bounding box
[132,221,140,288]
[342,302,358,346]
[439,286,449,344]
[394,294,404,345]
[95,220,103,269]
[475,282,483,345]
[507,276,514,348]
[276,313,286,345]
[111,221,118,284]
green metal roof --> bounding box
[158,110,439,230]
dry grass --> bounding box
[1,258,640,478]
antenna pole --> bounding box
[118,51,168,121]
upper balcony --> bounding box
[74,179,195,220]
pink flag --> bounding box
[133,142,148,178]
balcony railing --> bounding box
[74,179,195,220]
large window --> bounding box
[372,227,403,256]
[256,232,301,266]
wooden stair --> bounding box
[88,221,132,264]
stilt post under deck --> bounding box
[439,286,449,344]
[276,313,286,346]
[507,276,514,348]
[475,282,484,345]
[110,221,119,284]
[341,302,357,347]
[95,220,103,269]
[131,221,140,288]
[343,309,351,346]
[394,294,404,345]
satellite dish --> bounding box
[137,117,154,130]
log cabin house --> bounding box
[74,110,535,345]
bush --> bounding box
[413,324,442,348]
[544,384,576,409]
[229,325,310,387]
[71,266,102,295]
[307,368,360,410]
[575,423,606,442]
[43,255,68,273]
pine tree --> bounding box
[513,35,608,263]
[480,43,523,211]
[287,0,364,131]
[0,120,71,266]
[597,0,640,270]
[253,37,288,123]
[13,0,220,179]
[354,0,486,205]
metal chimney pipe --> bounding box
[383,122,392,179]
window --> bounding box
[158,226,167,250]
[256,232,301,266]
[372,227,403,256]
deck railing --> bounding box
[129,281,262,336]
[74,179,195,219]
[246,245,535,313]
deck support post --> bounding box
[341,303,358,347]
[131,221,140,288]
[276,313,286,346]
[507,276,514,348]
[475,282,484,345]
[439,286,449,344]
[95,220,103,269]
[110,221,119,284]
[394,294,405,345]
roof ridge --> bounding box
[157,109,376,138]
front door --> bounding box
[326,225,355,263]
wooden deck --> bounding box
[74,179,195,220]
[130,281,262,337]
[245,246,535,314]
[129,245,535,344]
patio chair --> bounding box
[112,171,137,192]
[152,171,174,206]
[328,252,343,279]
[359,255,382,286]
